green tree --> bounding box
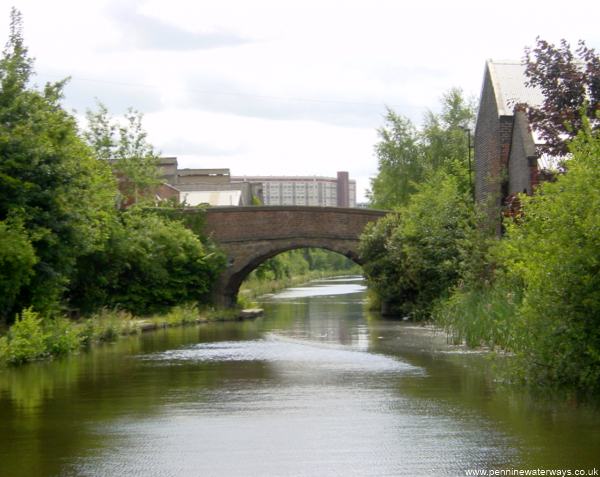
[421,88,475,191]
[368,109,423,209]
[368,89,475,209]
[361,172,475,318]
[0,218,37,319]
[85,103,160,206]
[0,9,116,317]
[68,210,225,314]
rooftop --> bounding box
[487,60,544,116]
[177,168,230,177]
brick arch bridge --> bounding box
[202,206,387,306]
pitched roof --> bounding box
[487,61,544,116]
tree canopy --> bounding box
[523,38,600,157]
[368,88,475,209]
[0,8,116,316]
[0,9,225,321]
[85,103,161,206]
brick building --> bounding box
[474,60,550,229]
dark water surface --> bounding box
[1,277,599,476]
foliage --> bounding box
[421,88,476,193]
[0,218,37,319]
[0,9,117,317]
[368,88,475,208]
[0,303,238,367]
[43,317,82,356]
[249,248,358,282]
[494,123,600,391]
[368,110,424,208]
[523,38,600,157]
[0,308,47,365]
[148,205,208,239]
[85,102,160,206]
[68,209,226,314]
[435,123,600,393]
[0,308,82,365]
[434,277,521,349]
[360,172,475,318]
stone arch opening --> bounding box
[221,241,364,307]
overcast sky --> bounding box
[2,0,599,201]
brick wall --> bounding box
[474,65,515,233]
[508,110,537,196]
[474,67,501,205]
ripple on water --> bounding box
[140,335,421,376]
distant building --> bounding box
[156,158,261,207]
[153,159,356,208]
[231,172,356,207]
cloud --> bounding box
[57,76,164,115]
[142,108,379,201]
[108,3,250,51]
[158,137,244,157]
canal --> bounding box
[0,276,599,476]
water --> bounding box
[0,277,599,476]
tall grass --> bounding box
[433,281,521,350]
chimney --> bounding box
[336,171,349,207]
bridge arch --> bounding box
[222,240,364,305]
[202,206,387,306]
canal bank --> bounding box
[0,304,263,367]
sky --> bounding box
[2,0,599,202]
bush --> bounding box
[436,123,600,393]
[68,209,226,314]
[494,125,600,391]
[44,317,83,356]
[434,278,521,348]
[360,172,475,318]
[1,308,47,365]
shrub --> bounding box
[494,124,600,391]
[44,317,83,356]
[1,308,47,365]
[434,278,521,348]
[68,209,226,314]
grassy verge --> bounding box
[0,304,249,367]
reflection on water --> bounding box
[0,276,599,476]
[266,278,366,299]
